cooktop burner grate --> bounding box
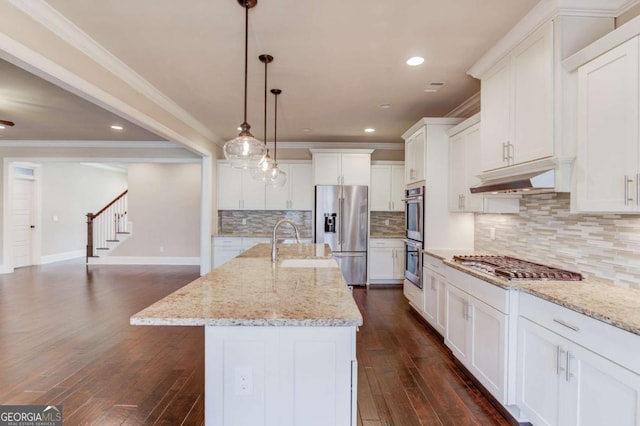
[453,255,583,281]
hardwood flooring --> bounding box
[0,260,510,425]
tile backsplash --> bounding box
[370,211,404,236]
[475,193,640,289]
[218,210,313,237]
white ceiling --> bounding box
[1,0,540,145]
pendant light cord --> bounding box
[243,2,249,125]
[263,58,267,144]
[273,91,278,161]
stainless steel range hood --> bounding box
[470,169,555,194]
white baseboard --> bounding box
[87,256,200,266]
[41,250,85,265]
[0,263,13,274]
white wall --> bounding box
[41,163,128,260]
[110,163,201,258]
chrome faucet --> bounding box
[271,219,301,262]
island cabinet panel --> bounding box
[205,326,357,426]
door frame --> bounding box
[3,160,43,272]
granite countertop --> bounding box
[443,258,640,336]
[131,243,362,327]
[423,248,478,260]
[214,233,313,239]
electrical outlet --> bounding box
[235,367,253,396]
[489,228,496,241]
[384,219,390,226]
[242,218,247,225]
[159,246,165,253]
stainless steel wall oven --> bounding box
[403,185,424,288]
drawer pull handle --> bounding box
[553,319,579,332]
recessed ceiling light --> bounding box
[302,128,312,132]
[0,125,5,129]
[406,56,424,66]
[378,103,391,109]
[364,128,375,133]
[110,125,124,131]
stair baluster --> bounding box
[86,190,128,262]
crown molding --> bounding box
[275,142,402,150]
[445,92,480,118]
[7,0,218,142]
[0,140,182,149]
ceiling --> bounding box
[1,0,540,146]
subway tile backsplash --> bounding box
[218,210,313,237]
[475,193,640,289]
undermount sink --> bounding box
[279,259,338,269]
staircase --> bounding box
[86,190,131,263]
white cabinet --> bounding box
[212,237,271,268]
[310,150,372,186]
[266,163,313,211]
[403,279,423,312]
[448,117,484,213]
[423,254,447,336]
[404,127,426,184]
[368,239,403,283]
[480,21,554,172]
[370,164,404,211]
[575,37,640,213]
[218,162,266,210]
[445,266,514,405]
[518,293,640,426]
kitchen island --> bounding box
[131,243,362,426]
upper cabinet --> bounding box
[265,163,314,211]
[370,163,404,212]
[218,162,266,210]
[311,150,372,186]
[404,127,426,184]
[481,22,554,171]
[570,22,640,213]
[469,6,614,190]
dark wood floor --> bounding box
[0,260,510,425]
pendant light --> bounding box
[250,54,277,181]
[223,0,267,169]
[268,88,287,188]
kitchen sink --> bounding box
[279,259,338,268]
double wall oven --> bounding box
[403,185,424,288]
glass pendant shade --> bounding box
[250,152,276,181]
[267,165,287,188]
[223,123,266,169]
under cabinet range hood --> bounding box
[470,169,556,194]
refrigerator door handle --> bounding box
[338,197,344,245]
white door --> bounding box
[313,153,341,185]
[445,283,470,362]
[370,165,391,211]
[341,154,370,186]
[288,164,313,210]
[449,132,466,212]
[217,163,243,210]
[12,176,35,268]
[390,165,405,211]
[423,268,438,327]
[368,247,394,280]
[481,57,511,171]
[241,170,266,210]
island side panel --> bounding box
[205,326,357,426]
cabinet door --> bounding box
[369,247,395,280]
[449,132,466,212]
[423,268,439,328]
[577,37,639,212]
[436,278,447,336]
[408,128,426,183]
[370,165,392,211]
[289,164,313,210]
[390,165,405,211]
[445,283,470,362]
[213,246,243,268]
[464,124,484,212]
[341,154,371,186]
[561,343,640,426]
[511,20,554,165]
[469,297,508,403]
[218,163,243,210]
[313,153,341,185]
[517,317,562,426]
[242,170,266,210]
[392,247,404,280]
[481,57,511,171]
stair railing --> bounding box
[86,190,128,261]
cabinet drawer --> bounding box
[213,237,242,247]
[520,292,640,374]
[403,280,423,311]
[370,239,403,248]
[445,266,509,314]
[424,254,444,274]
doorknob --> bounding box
[30,225,35,229]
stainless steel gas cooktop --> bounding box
[453,255,583,281]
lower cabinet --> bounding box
[368,239,404,284]
[445,266,514,406]
[423,255,447,335]
[518,294,640,426]
[212,237,271,268]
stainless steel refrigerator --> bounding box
[314,185,368,285]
